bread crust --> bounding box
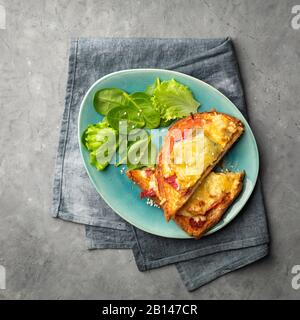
[126,168,154,193]
[174,172,244,238]
[127,168,244,239]
[156,111,244,220]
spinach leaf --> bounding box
[159,118,173,127]
[130,92,160,129]
[127,137,149,170]
[107,105,145,131]
[93,88,128,115]
[116,129,149,166]
[145,142,157,168]
[128,128,149,142]
[127,136,157,170]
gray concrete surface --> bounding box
[0,0,299,299]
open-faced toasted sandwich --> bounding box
[127,168,244,238]
[155,111,244,220]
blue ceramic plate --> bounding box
[78,69,259,239]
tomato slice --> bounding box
[164,175,178,190]
[168,116,207,153]
[144,169,154,178]
[140,189,156,199]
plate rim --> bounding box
[78,68,259,239]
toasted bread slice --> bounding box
[174,171,244,238]
[127,168,244,238]
[156,111,244,220]
[126,168,159,203]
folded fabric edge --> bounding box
[165,37,232,70]
[55,210,128,230]
[51,38,79,218]
[132,228,269,271]
[87,238,132,250]
[177,243,269,292]
[85,225,134,249]
[76,36,230,42]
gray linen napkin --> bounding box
[52,37,269,291]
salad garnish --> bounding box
[82,78,200,171]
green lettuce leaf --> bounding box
[152,79,200,121]
[145,77,161,96]
[82,120,118,171]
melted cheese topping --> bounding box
[204,115,238,147]
[149,174,158,192]
[166,135,222,190]
[161,114,241,191]
[178,172,240,217]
